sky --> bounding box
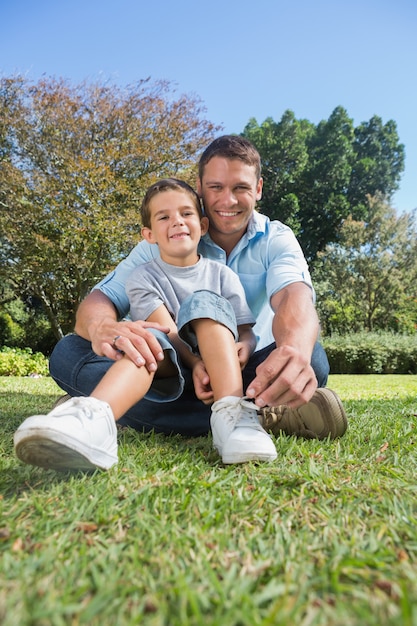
[1,0,416,213]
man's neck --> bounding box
[208,231,244,258]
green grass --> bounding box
[1,375,417,626]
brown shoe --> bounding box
[258,388,347,440]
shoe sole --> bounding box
[260,388,348,440]
[14,428,117,471]
[222,450,278,464]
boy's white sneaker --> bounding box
[210,396,277,464]
[14,396,118,471]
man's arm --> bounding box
[246,282,319,408]
[75,290,169,372]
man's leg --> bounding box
[49,334,211,437]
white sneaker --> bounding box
[14,397,118,471]
[210,396,277,464]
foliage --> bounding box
[313,197,417,334]
[243,106,405,260]
[0,282,55,353]
[322,332,417,374]
[0,347,49,376]
[1,375,417,625]
[0,75,220,339]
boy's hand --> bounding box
[192,360,213,405]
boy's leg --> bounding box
[177,291,277,464]
[48,333,210,436]
[190,318,243,400]
[14,331,210,471]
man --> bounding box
[15,135,347,466]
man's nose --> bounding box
[222,188,238,206]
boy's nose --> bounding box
[172,213,185,225]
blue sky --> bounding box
[1,0,416,213]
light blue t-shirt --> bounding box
[93,212,313,350]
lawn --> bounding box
[1,374,417,625]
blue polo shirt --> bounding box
[93,212,313,350]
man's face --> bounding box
[197,157,263,246]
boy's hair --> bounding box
[140,178,203,229]
[198,135,262,181]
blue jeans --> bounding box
[49,296,329,436]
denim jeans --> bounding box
[49,305,329,436]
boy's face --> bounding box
[142,190,208,266]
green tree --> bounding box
[298,106,355,259]
[0,75,219,342]
[243,111,313,235]
[349,115,405,213]
[242,107,405,261]
[313,197,417,335]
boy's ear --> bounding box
[196,177,202,196]
[142,227,156,244]
[200,216,209,236]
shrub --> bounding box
[322,333,417,374]
[0,347,49,377]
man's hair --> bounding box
[140,178,202,228]
[198,135,262,181]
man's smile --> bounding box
[217,211,240,217]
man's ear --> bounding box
[256,177,263,201]
[200,216,209,236]
[142,227,156,244]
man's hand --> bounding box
[75,290,170,373]
[95,318,171,372]
[246,345,317,409]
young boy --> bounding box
[14,178,277,470]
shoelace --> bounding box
[265,405,317,438]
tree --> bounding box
[298,106,355,259]
[313,197,417,335]
[0,75,219,342]
[242,107,405,261]
[243,111,313,235]
[349,116,405,213]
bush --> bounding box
[0,347,49,376]
[322,333,417,374]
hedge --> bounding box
[1,333,416,376]
[322,333,417,374]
